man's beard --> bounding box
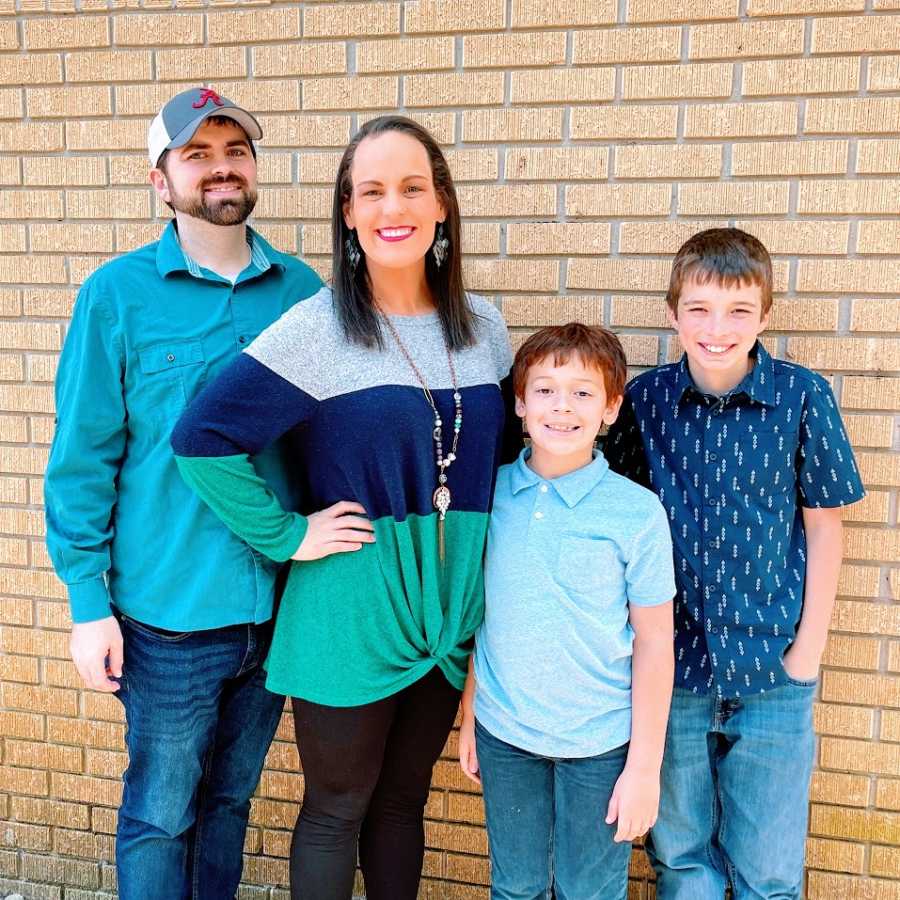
[169,175,258,226]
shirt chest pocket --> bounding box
[555,534,626,607]
[132,340,207,436]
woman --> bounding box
[171,115,517,899]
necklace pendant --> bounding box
[433,484,451,519]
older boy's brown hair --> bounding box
[513,322,627,401]
[667,227,773,316]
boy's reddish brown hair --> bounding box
[667,227,773,316]
[512,322,627,401]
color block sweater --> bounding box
[171,286,515,705]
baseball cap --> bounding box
[148,87,263,168]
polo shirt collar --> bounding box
[674,340,776,408]
[155,220,286,281]
[509,447,611,509]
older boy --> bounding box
[605,228,865,899]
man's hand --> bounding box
[782,640,822,682]
[605,764,660,843]
[70,615,123,693]
[458,713,481,786]
[291,501,375,561]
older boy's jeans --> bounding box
[475,719,631,900]
[113,614,284,900]
[647,681,817,900]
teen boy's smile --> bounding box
[668,277,769,396]
[516,355,622,480]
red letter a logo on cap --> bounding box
[193,89,225,109]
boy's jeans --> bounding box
[113,614,284,900]
[648,681,817,900]
[475,719,631,900]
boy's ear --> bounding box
[514,395,526,419]
[665,303,679,330]
[603,394,624,427]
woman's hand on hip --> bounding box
[292,501,375,561]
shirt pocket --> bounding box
[133,340,207,437]
[555,534,626,607]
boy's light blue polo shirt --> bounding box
[45,221,322,628]
[474,448,676,758]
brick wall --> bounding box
[0,1,897,897]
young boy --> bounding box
[604,228,865,899]
[459,323,676,900]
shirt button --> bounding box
[540,484,548,493]
[707,539,716,548]
[166,353,175,362]
[238,335,247,344]
[709,626,719,635]
[707,498,718,506]
[534,511,544,520]
[709,453,718,461]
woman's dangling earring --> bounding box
[432,222,450,269]
[345,230,361,273]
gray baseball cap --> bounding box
[148,87,262,168]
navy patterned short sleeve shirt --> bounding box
[604,342,865,698]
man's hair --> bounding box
[512,322,627,401]
[667,227,773,316]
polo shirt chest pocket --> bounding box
[134,340,207,436]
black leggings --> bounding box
[289,666,461,900]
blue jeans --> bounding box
[648,682,817,900]
[476,720,631,900]
[114,614,284,900]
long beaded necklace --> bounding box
[379,311,462,562]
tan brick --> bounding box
[11,797,89,830]
[462,107,563,142]
[156,46,245,81]
[572,26,680,64]
[463,259,559,293]
[690,20,804,59]
[66,119,146,152]
[5,740,82,774]
[0,157,21,185]
[407,72,503,108]
[820,738,900,778]
[23,289,74,318]
[445,149,499,183]
[253,186,330,221]
[303,75,397,111]
[844,527,900,563]
[357,37,454,74]
[507,223,611,256]
[679,181,789,216]
[743,56,859,98]
[405,0,505,33]
[0,53,62,85]
[822,634,881,671]
[878,779,900,810]
[296,151,339,185]
[805,837,866,874]
[616,145,722,180]
[808,872,900,900]
[21,851,99,888]
[872,845,900,879]
[256,153,293,185]
[857,139,900,173]
[25,16,108,50]
[505,147,607,181]
[749,0,863,10]
[624,62,732,100]
[113,12,203,46]
[858,221,900,256]
[47,718,124,752]
[813,14,900,54]
[841,488,890,521]
[628,0,738,22]
[566,183,671,218]
[736,220,850,257]
[358,110,455,144]
[107,155,148,187]
[845,414,895,453]
[22,155,106,188]
[731,140,848,176]
[823,672,900,711]
[857,450,900,487]
[568,259,671,291]
[304,2,398,38]
[208,80,302,115]
[0,257,67,285]
[0,476,28,504]
[251,42,346,78]
[53,828,114,862]
[65,49,152,83]
[66,189,150,220]
[511,67,615,104]
[810,771,870,807]
[458,184,556,218]
[798,259,900,294]
[85,749,127,780]
[800,179,900,215]
[0,122,63,152]
[207,8,301,44]
[571,104,678,140]
[806,97,900,134]
[0,225,25,253]
[608,295,667,329]
[685,102,797,138]
[0,446,48,475]
[811,804,900,843]
[787,336,899,373]
[29,224,113,255]
[0,19,16,49]
[0,87,21,119]
[463,32,566,69]
[850,298,900,333]
[842,376,900,411]
[510,0,614,26]
[0,821,50,852]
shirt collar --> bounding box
[509,447,611,509]
[155,221,286,281]
[674,341,776,408]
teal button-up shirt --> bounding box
[45,221,322,628]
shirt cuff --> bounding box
[268,513,308,563]
[68,577,113,623]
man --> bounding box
[44,87,321,899]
